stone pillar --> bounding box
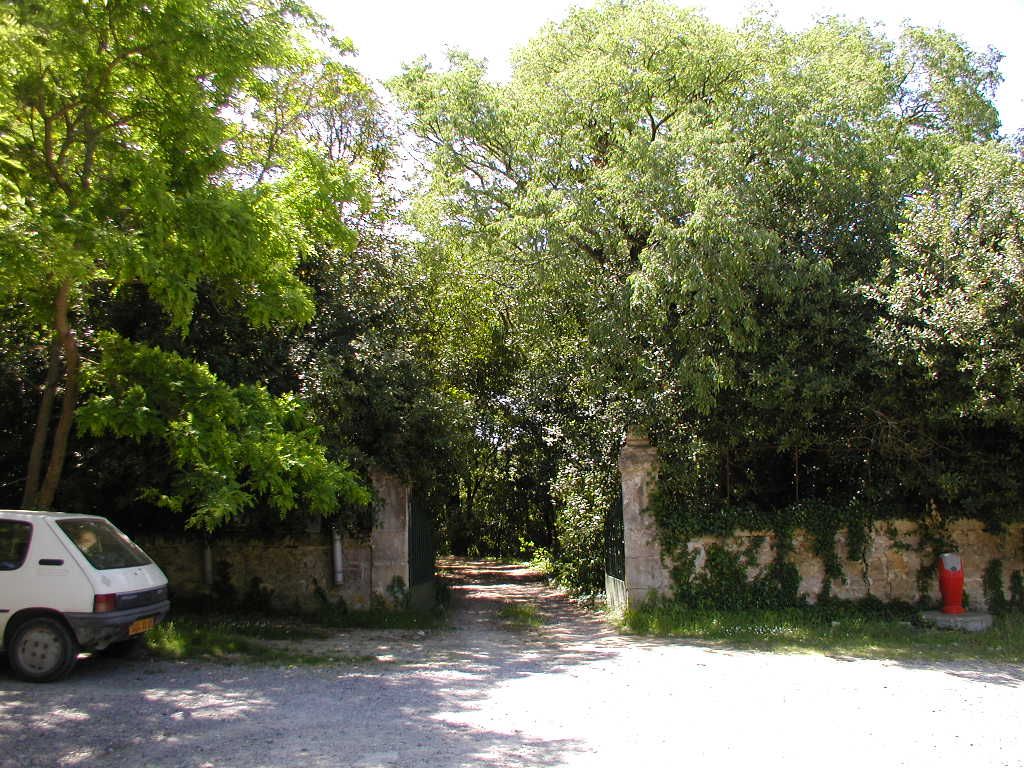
[370,470,410,604]
[618,431,669,607]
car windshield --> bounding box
[57,519,152,571]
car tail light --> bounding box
[93,593,117,613]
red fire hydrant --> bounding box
[938,552,965,614]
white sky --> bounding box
[308,0,1024,136]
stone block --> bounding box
[625,556,672,595]
[833,574,870,601]
[137,533,377,611]
[371,534,408,564]
[623,520,1024,607]
[919,611,993,632]
[370,470,410,531]
[372,564,409,596]
[627,585,666,607]
[408,580,436,611]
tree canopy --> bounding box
[0,0,375,528]
[392,0,1012,587]
[1,0,1020,596]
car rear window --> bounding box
[0,521,31,570]
[57,519,152,570]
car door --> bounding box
[0,519,34,636]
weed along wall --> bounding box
[139,471,434,613]
[613,434,1024,611]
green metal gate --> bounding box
[408,491,435,589]
[605,488,626,608]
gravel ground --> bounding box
[2,560,1023,768]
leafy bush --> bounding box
[549,460,617,594]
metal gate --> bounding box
[407,491,434,589]
[604,487,626,608]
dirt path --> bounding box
[279,559,625,665]
[2,559,1022,767]
[443,558,614,634]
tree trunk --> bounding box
[35,281,79,510]
[22,337,62,508]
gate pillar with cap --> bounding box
[617,431,671,608]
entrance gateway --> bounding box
[607,432,667,610]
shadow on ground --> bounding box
[1,558,1020,768]
[0,560,619,768]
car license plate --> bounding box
[128,616,155,636]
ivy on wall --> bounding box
[983,560,1024,614]
[648,453,1024,609]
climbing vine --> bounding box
[647,449,1013,608]
[982,559,1024,614]
[667,543,801,610]
[912,503,958,598]
[649,448,893,606]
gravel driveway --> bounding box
[2,560,1022,768]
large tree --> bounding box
[868,141,1024,524]
[392,1,1004,583]
[0,0,371,526]
[875,142,1024,424]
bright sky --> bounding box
[307,0,1024,136]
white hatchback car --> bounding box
[0,509,170,682]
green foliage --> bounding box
[76,334,370,531]
[496,601,543,629]
[0,0,440,536]
[0,304,49,496]
[548,451,619,594]
[385,576,410,610]
[979,559,1024,615]
[1011,570,1024,611]
[146,618,379,666]
[650,458,879,602]
[4,0,1017,587]
[0,0,330,322]
[393,0,1010,592]
[983,559,1008,614]
[311,586,445,629]
[870,143,1024,525]
[670,544,803,610]
[435,377,560,560]
[911,505,959,598]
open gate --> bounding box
[604,487,626,609]
[407,489,435,608]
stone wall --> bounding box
[139,470,430,612]
[683,520,1024,609]
[139,534,377,611]
[613,433,1024,610]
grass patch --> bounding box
[142,600,447,666]
[190,615,334,641]
[623,600,1024,663]
[312,606,446,630]
[171,587,449,633]
[497,602,543,629]
[146,617,377,666]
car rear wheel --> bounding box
[8,616,79,682]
